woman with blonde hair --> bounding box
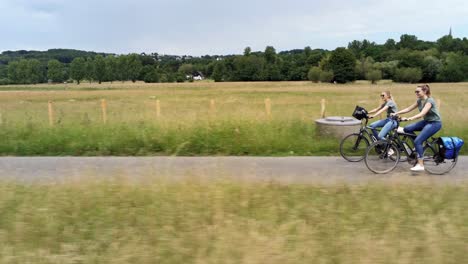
[368,91,398,140]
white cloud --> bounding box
[0,0,466,55]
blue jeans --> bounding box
[369,118,397,140]
[404,120,442,159]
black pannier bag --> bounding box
[352,105,368,120]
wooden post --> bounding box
[210,99,216,115]
[101,99,107,124]
[156,99,161,118]
[320,99,326,118]
[48,101,54,126]
[264,98,271,119]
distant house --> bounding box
[193,75,203,81]
[192,71,204,81]
[184,71,205,81]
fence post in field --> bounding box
[320,98,326,118]
[265,98,271,119]
[156,99,161,118]
[210,99,216,116]
[48,101,54,126]
[101,99,107,124]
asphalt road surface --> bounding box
[0,156,466,184]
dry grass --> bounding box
[1,81,466,124]
[0,81,466,155]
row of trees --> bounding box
[1,53,208,85]
[4,54,145,85]
[1,33,468,85]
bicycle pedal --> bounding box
[407,153,417,165]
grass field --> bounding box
[0,81,466,156]
[0,177,466,263]
[1,82,466,262]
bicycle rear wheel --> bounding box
[423,146,458,175]
[365,140,400,174]
[340,133,370,162]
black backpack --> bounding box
[352,105,368,120]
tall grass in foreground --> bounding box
[0,179,466,263]
[0,121,339,156]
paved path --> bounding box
[0,156,466,184]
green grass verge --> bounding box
[0,121,465,156]
[0,121,339,156]
[0,179,466,263]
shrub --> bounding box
[0,78,10,85]
[394,67,422,83]
[319,70,334,83]
[308,67,321,82]
[365,69,382,84]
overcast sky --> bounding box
[1,0,467,56]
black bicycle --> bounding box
[340,116,411,162]
[364,116,458,174]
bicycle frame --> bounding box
[375,117,409,154]
[358,118,377,140]
[379,117,440,164]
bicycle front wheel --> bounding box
[423,146,458,175]
[340,133,370,162]
[365,140,400,174]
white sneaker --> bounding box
[397,127,405,133]
[387,148,395,156]
[410,164,425,171]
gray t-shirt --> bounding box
[417,97,441,122]
[381,100,398,117]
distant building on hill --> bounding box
[193,73,204,81]
[185,71,204,81]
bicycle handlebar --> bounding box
[389,114,410,122]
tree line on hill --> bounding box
[0,33,467,85]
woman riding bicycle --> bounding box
[368,91,398,140]
[394,84,442,172]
